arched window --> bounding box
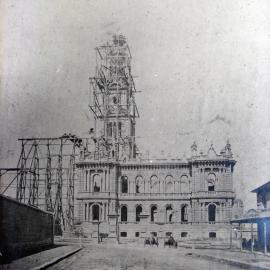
[208,204,216,222]
[135,176,144,193]
[121,176,128,193]
[180,182,188,193]
[180,175,189,193]
[208,173,216,181]
[150,175,159,193]
[181,205,188,222]
[165,176,173,193]
[207,173,216,191]
[136,205,142,222]
[166,205,173,223]
[93,174,101,192]
[136,183,139,193]
[92,204,100,221]
[165,182,173,193]
[121,205,128,222]
[151,205,157,222]
[151,181,159,193]
[208,181,215,191]
[107,122,112,137]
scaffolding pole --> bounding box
[6,135,83,233]
[66,140,76,229]
[54,139,65,231]
[45,141,53,212]
[88,35,140,162]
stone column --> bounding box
[128,179,130,194]
[200,204,203,222]
[162,181,165,193]
[83,203,86,221]
[88,203,91,222]
[108,170,111,193]
[101,173,103,192]
[221,203,224,222]
[130,180,133,193]
[144,181,147,193]
[100,205,103,222]
[89,171,92,192]
[203,203,207,222]
[85,170,88,191]
[103,171,106,192]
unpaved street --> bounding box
[47,244,244,270]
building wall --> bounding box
[0,195,54,262]
[76,155,241,241]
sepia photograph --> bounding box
[1,0,270,269]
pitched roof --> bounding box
[251,181,270,193]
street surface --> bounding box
[47,244,244,270]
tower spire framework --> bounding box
[89,35,139,161]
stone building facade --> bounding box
[76,142,242,241]
[75,35,243,241]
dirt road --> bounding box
[47,244,244,270]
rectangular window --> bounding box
[209,232,216,238]
[135,232,140,237]
[113,122,117,138]
[85,171,88,191]
[120,232,127,237]
[181,232,188,238]
[151,232,157,237]
[166,232,172,237]
[107,122,112,137]
[118,122,122,137]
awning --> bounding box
[231,216,270,224]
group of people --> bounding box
[144,234,178,248]
[144,236,159,247]
[164,235,178,248]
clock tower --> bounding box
[89,35,139,161]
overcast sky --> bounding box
[1,0,270,209]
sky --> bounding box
[1,0,270,210]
